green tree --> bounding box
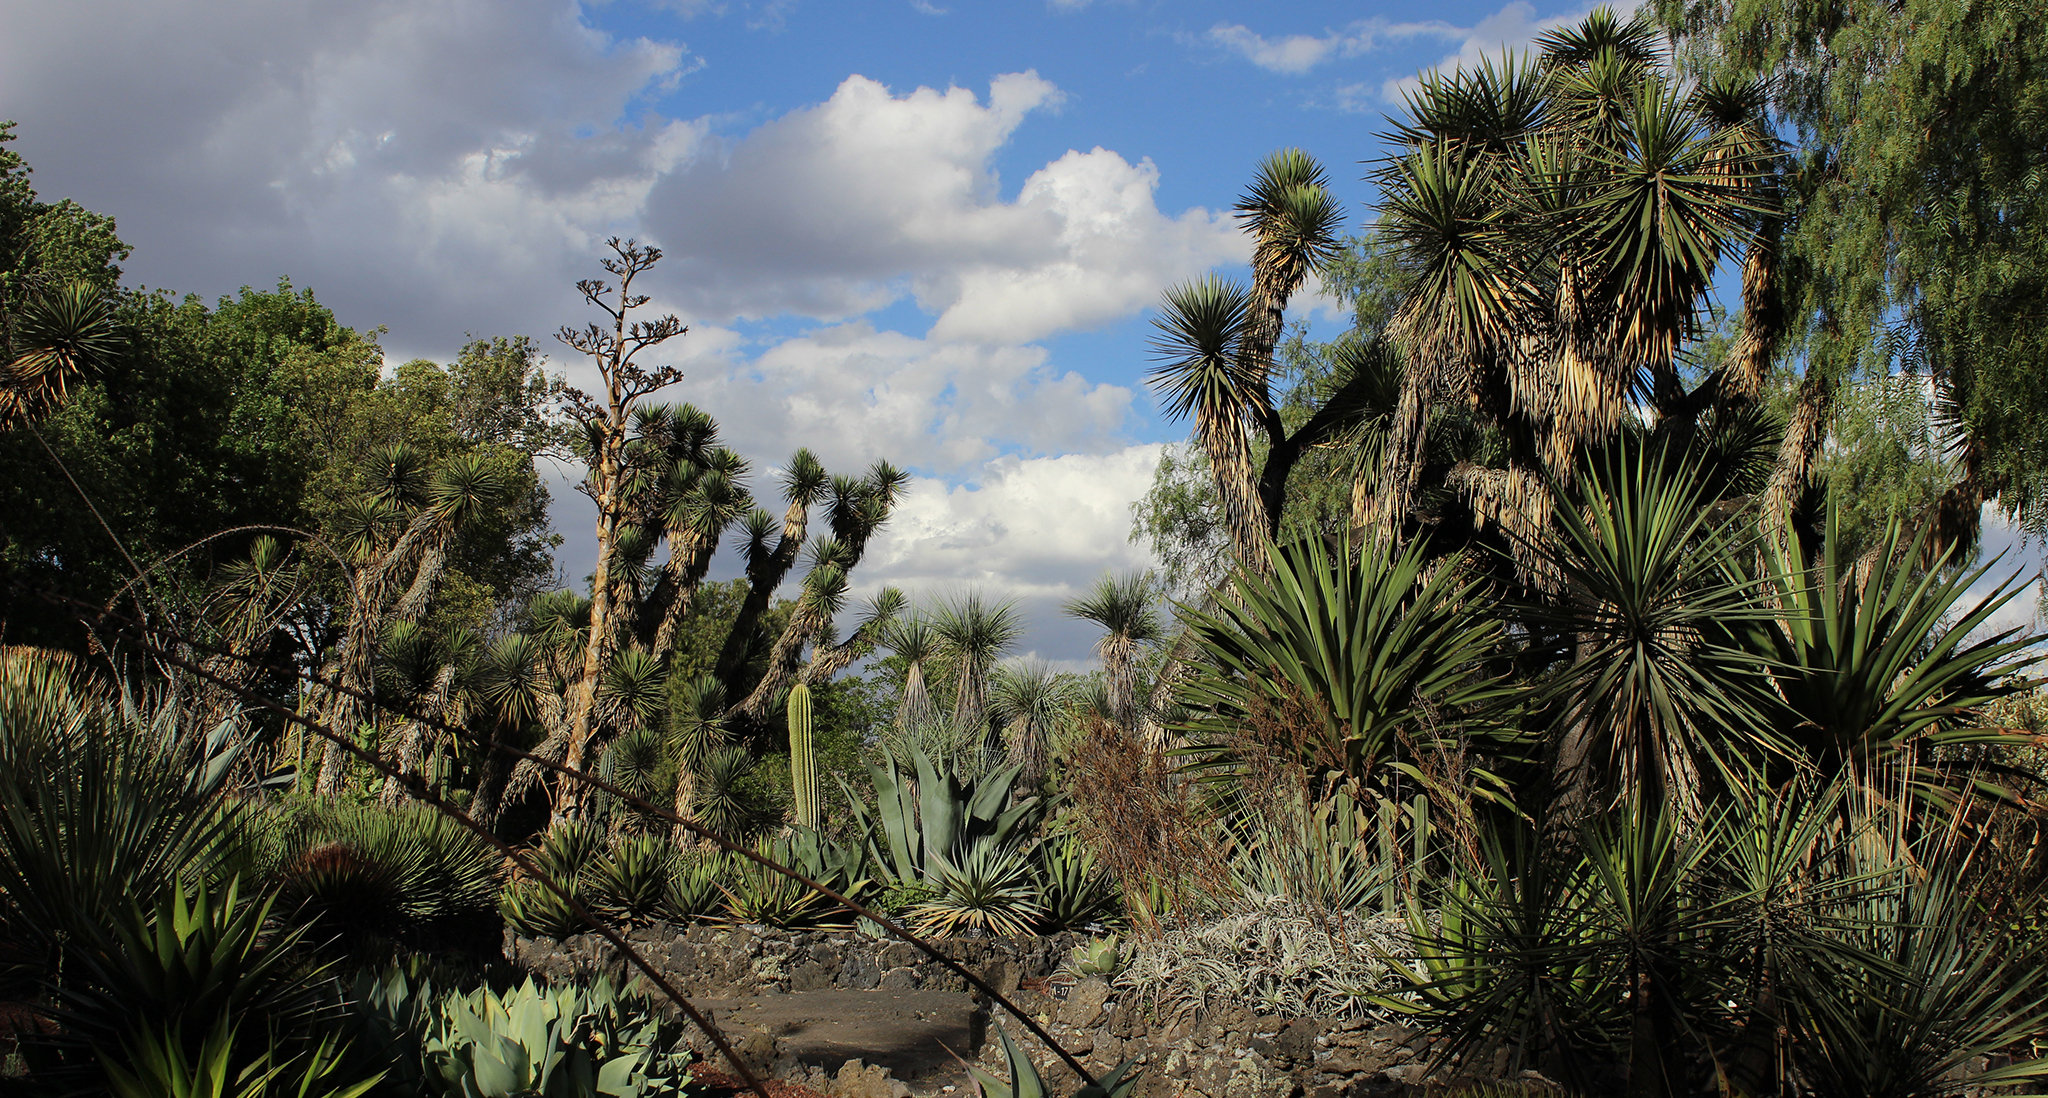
[1660,0,2048,554]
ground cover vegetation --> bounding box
[0,5,2045,1096]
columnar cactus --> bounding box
[787,682,818,829]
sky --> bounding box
[4,0,2036,660]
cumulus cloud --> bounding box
[641,72,1242,343]
[853,446,1166,661]
[1377,1,1617,102]
[1204,18,1457,75]
[3,0,1217,659]
[658,319,1137,472]
[0,0,700,356]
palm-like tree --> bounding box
[1061,572,1162,731]
[1148,150,1348,573]
[933,592,1023,752]
[1362,11,1783,576]
[988,659,1072,788]
[0,280,116,425]
[316,448,507,795]
[886,615,943,734]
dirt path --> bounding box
[692,987,987,1093]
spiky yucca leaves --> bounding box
[1523,439,1784,820]
[663,855,726,923]
[0,648,261,1066]
[1391,773,2048,1098]
[666,674,729,841]
[1177,533,1503,793]
[1149,276,1269,571]
[885,615,943,733]
[989,660,1073,789]
[692,745,755,840]
[1366,10,1781,564]
[720,835,838,929]
[589,834,674,924]
[934,591,1024,752]
[104,1018,378,1098]
[275,801,500,950]
[1033,834,1122,932]
[1148,149,1347,573]
[1062,573,1161,732]
[58,880,337,1094]
[1741,508,2042,794]
[1,279,119,423]
[910,842,1045,938]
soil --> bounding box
[692,988,987,1092]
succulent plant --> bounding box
[420,975,691,1098]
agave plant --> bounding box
[589,834,674,924]
[843,740,1043,890]
[720,835,838,929]
[1177,531,1504,794]
[662,855,727,924]
[969,1025,1139,1098]
[910,842,1044,938]
[420,975,692,1098]
[1034,835,1122,932]
[103,1018,378,1098]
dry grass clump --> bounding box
[1062,717,1231,930]
[1113,898,1412,1021]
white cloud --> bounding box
[1203,17,1461,76]
[0,0,699,358]
[1380,1,1615,102]
[853,446,1167,661]
[659,319,1136,472]
[641,72,1242,343]
[3,0,1220,660]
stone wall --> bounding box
[506,923,1084,999]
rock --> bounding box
[789,961,832,992]
[878,966,918,991]
[1274,1021,1316,1067]
[831,1059,909,1098]
[1224,1056,1297,1098]
[1060,978,1113,1028]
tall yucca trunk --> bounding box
[650,527,715,662]
[1763,370,1834,550]
[1723,216,1782,406]
[1198,401,1271,574]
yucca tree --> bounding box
[1148,150,1348,573]
[373,622,481,805]
[316,448,507,795]
[1178,531,1504,799]
[1362,10,1783,575]
[1741,508,2041,796]
[886,615,943,734]
[1521,439,1781,821]
[988,659,1072,788]
[934,592,1023,753]
[708,449,830,691]
[648,444,752,662]
[0,279,117,425]
[1062,572,1162,731]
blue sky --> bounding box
[0,0,1651,661]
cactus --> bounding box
[788,682,819,829]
